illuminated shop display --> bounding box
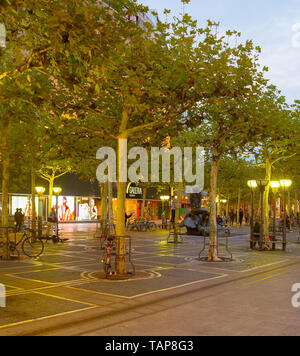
[77,198,98,221]
[11,196,38,217]
[51,196,75,221]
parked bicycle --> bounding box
[0,228,44,258]
[127,219,141,232]
[139,219,157,232]
[101,235,116,277]
[127,218,157,232]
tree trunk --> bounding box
[237,186,241,228]
[115,135,127,275]
[174,183,183,243]
[48,177,54,214]
[141,187,147,219]
[1,121,10,260]
[288,190,291,230]
[108,181,113,232]
[31,168,37,237]
[100,182,108,222]
[46,177,54,237]
[208,156,221,262]
[216,194,220,216]
[226,196,229,218]
[263,159,272,245]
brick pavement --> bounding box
[0,225,299,335]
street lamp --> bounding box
[35,187,45,236]
[270,181,280,240]
[256,179,269,249]
[280,179,292,251]
[247,180,258,246]
[35,187,46,195]
[53,187,62,236]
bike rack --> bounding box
[104,235,135,280]
[0,226,17,260]
[198,232,233,262]
[167,223,185,244]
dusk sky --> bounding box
[141,0,300,103]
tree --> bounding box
[245,93,300,244]
[0,0,120,258]
[0,71,51,258]
[50,3,215,275]
[216,156,257,221]
[38,167,70,212]
[187,29,268,261]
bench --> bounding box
[249,233,286,251]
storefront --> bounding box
[4,182,190,223]
[7,194,101,222]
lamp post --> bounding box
[256,179,269,249]
[53,187,62,236]
[35,187,45,237]
[270,181,280,240]
[247,180,257,247]
[160,196,170,229]
[280,180,292,251]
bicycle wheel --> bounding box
[22,237,44,258]
[103,256,111,277]
[9,243,20,258]
[149,223,157,232]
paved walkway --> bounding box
[0,225,299,336]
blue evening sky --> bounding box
[141,0,300,103]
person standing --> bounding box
[14,209,24,232]
[245,211,250,225]
[229,210,234,227]
[239,209,244,227]
[49,208,58,235]
[125,212,133,228]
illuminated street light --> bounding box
[53,187,62,195]
[247,180,258,189]
[280,180,292,188]
[35,186,46,195]
[270,181,280,189]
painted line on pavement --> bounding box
[32,290,99,307]
[0,306,98,331]
[130,274,228,299]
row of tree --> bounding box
[0,0,299,268]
